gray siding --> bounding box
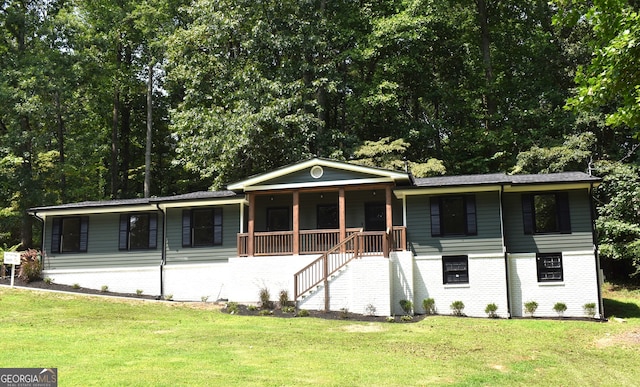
[406,191,503,256]
[503,189,594,253]
[44,212,162,269]
[165,205,240,263]
[263,166,379,186]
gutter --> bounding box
[156,203,167,298]
[589,182,605,320]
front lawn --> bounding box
[0,285,638,386]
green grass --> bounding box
[1,287,639,386]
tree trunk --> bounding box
[144,63,153,198]
[55,91,66,202]
[476,0,494,130]
[111,85,119,198]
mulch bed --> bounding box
[0,276,160,300]
[0,275,426,322]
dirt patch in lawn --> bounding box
[595,329,640,348]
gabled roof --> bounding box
[227,157,410,192]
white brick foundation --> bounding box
[508,251,601,318]
[43,266,160,296]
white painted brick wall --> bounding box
[413,253,509,318]
[163,262,229,301]
[226,255,321,305]
[43,266,160,296]
[391,251,414,315]
[297,256,392,316]
[509,251,600,318]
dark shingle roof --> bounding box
[28,191,242,213]
[413,172,600,188]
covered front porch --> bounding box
[236,184,407,257]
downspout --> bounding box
[589,182,605,320]
[30,211,46,269]
[156,203,167,298]
[499,185,511,318]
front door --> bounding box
[364,202,386,231]
[267,207,290,231]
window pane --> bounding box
[61,217,81,252]
[317,204,338,229]
[129,214,150,249]
[193,209,214,246]
[442,197,465,235]
[534,194,557,233]
[537,253,563,282]
[443,255,469,284]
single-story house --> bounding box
[28,158,603,318]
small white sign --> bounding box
[3,251,21,265]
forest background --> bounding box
[1,0,639,281]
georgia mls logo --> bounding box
[0,368,57,387]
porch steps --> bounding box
[293,231,363,310]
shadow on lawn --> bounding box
[604,298,640,319]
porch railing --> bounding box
[294,230,363,310]
[237,226,406,257]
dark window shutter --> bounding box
[79,217,89,252]
[182,210,192,247]
[522,194,534,234]
[430,198,441,237]
[119,214,129,250]
[213,208,223,245]
[557,192,571,233]
[51,218,62,253]
[465,195,477,235]
[149,213,158,249]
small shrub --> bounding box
[278,289,289,309]
[44,277,53,285]
[164,294,173,301]
[247,304,258,311]
[101,285,109,292]
[399,299,413,315]
[385,316,396,323]
[136,289,143,295]
[583,302,597,318]
[201,296,209,303]
[258,309,273,316]
[297,309,310,317]
[422,298,436,315]
[259,287,272,309]
[401,315,413,322]
[17,249,43,283]
[524,301,538,317]
[282,306,295,313]
[485,303,498,318]
[226,302,239,314]
[450,300,465,316]
[553,302,567,317]
[72,283,80,289]
[365,303,377,316]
